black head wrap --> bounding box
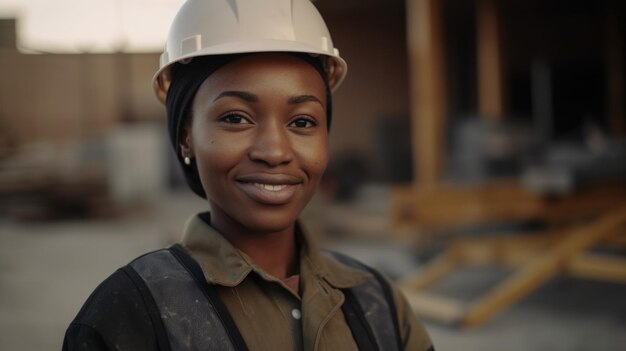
[166,53,332,198]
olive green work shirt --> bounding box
[180,214,433,351]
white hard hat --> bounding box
[153,0,348,103]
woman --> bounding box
[63,0,434,350]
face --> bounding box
[181,53,328,235]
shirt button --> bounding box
[291,308,302,320]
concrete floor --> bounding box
[1,191,625,350]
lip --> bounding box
[235,173,303,205]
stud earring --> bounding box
[184,156,191,165]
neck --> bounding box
[209,212,299,280]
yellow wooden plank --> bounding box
[403,291,466,325]
[477,0,505,121]
[458,230,562,267]
[461,205,626,327]
[391,181,626,232]
[402,245,463,290]
[460,241,626,284]
[602,231,626,249]
[567,253,626,284]
[406,0,447,186]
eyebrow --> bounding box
[213,91,258,102]
[287,94,323,107]
[213,90,323,107]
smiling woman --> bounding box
[62,0,434,350]
[184,54,329,239]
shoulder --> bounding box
[323,250,435,351]
[70,268,148,327]
[321,249,397,293]
[64,253,167,351]
[386,275,435,351]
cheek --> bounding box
[298,138,329,180]
[191,129,245,186]
[191,118,242,160]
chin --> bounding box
[239,208,301,234]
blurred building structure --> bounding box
[400,0,625,185]
[388,0,626,228]
[395,0,626,328]
[0,18,167,218]
[319,0,625,190]
[0,18,162,144]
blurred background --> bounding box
[1,0,625,350]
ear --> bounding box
[178,121,193,158]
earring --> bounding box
[184,156,191,165]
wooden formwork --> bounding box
[393,181,626,327]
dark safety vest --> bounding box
[120,244,403,351]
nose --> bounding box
[248,120,294,167]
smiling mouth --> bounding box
[235,176,301,205]
[251,183,290,192]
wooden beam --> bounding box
[476,0,505,121]
[402,244,464,290]
[460,237,545,267]
[391,181,626,232]
[457,236,626,285]
[406,0,447,187]
[461,205,626,327]
[400,205,626,326]
[567,253,626,284]
[403,291,466,325]
[602,233,626,249]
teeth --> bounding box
[252,183,288,192]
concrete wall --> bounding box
[0,49,162,146]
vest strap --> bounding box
[130,248,242,351]
[361,264,403,350]
[169,244,250,351]
[341,287,379,351]
[120,266,172,351]
[324,251,402,351]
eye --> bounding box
[288,117,317,129]
[219,112,252,124]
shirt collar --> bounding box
[180,213,370,288]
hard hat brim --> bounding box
[153,39,347,103]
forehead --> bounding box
[194,53,327,99]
